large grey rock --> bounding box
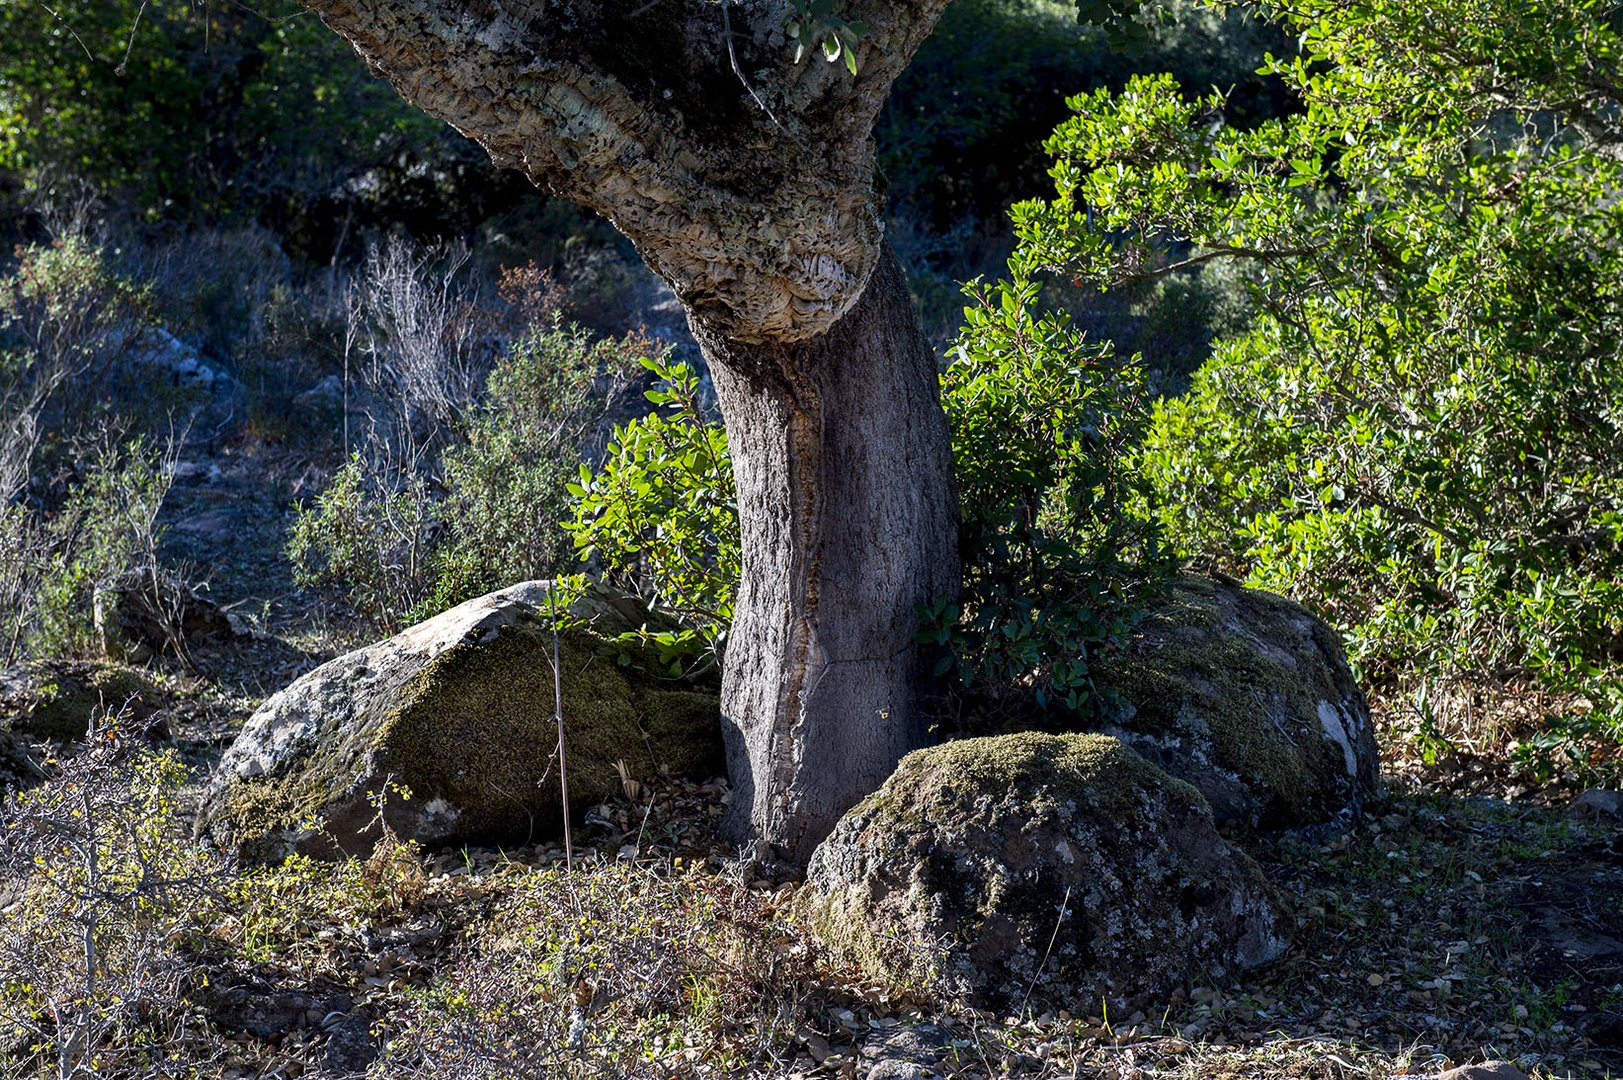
[1088,575,1379,830]
[798,732,1288,1013]
[196,581,722,862]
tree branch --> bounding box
[1110,241,1326,286]
[295,0,952,343]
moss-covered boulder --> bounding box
[799,732,1288,1013]
[0,660,161,743]
[196,581,723,862]
[1087,576,1378,831]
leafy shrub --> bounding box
[287,452,437,634]
[288,315,645,633]
[1014,0,1623,763]
[0,237,158,473]
[0,2,443,224]
[434,325,648,613]
[924,269,1173,724]
[565,355,739,669]
[565,302,1170,714]
[0,237,203,664]
[32,439,176,657]
[881,0,1289,227]
[2,437,175,663]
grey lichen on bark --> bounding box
[296,0,951,343]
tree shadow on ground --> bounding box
[1203,789,1623,1076]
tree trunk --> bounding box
[288,0,961,860]
[694,242,958,861]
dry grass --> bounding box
[4,732,1618,1080]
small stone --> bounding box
[1435,1062,1531,1080]
[322,1010,379,1077]
[93,568,242,662]
[1566,789,1622,821]
[867,1062,929,1080]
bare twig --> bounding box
[721,0,782,128]
[549,584,575,879]
[1020,884,1072,1014]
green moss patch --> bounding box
[2,661,161,742]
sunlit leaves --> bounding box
[565,356,739,674]
[1040,0,1623,758]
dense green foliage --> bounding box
[0,238,161,459]
[1016,0,1623,747]
[565,356,740,668]
[884,0,1287,227]
[0,1,500,239]
[566,293,1167,717]
[924,270,1172,721]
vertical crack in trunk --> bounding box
[700,242,958,862]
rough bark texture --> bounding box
[294,0,961,859]
[294,0,950,343]
[697,243,957,860]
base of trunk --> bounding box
[693,242,959,864]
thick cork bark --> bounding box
[697,243,957,861]
[296,0,960,860]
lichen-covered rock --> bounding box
[799,732,1288,1013]
[0,660,161,742]
[196,581,722,862]
[1087,575,1378,831]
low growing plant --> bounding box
[925,268,1174,725]
[565,354,739,672]
[377,861,817,1078]
[4,436,177,662]
[0,720,229,1077]
[288,316,644,633]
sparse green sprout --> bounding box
[785,0,866,74]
